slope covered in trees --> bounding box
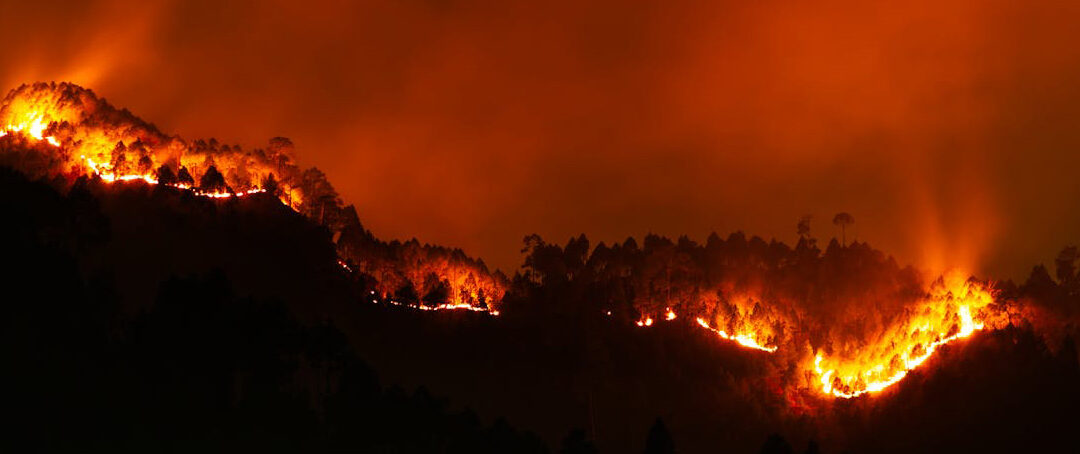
[2,81,1078,452]
[0,82,506,312]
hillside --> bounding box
[2,82,1079,453]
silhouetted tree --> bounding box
[797,215,812,239]
[137,154,153,175]
[422,274,450,307]
[832,212,854,246]
[110,141,128,174]
[156,164,176,186]
[395,282,420,306]
[644,418,675,454]
[199,165,227,193]
[177,166,194,186]
[263,172,281,197]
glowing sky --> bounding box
[3,0,1078,277]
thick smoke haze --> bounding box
[3,0,1078,278]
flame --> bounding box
[628,275,998,398]
[374,297,498,316]
[2,84,1011,389]
[1,107,273,201]
[80,155,267,199]
[811,273,992,398]
[695,317,779,352]
[1,83,504,319]
[0,83,306,209]
[3,111,60,145]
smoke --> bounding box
[3,0,1079,277]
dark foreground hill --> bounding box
[2,166,1078,453]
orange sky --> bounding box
[2,0,1078,278]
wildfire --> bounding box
[633,308,779,353]
[374,297,498,316]
[0,83,499,317]
[694,317,779,352]
[3,111,61,146]
[811,273,993,398]
[626,275,998,398]
[3,83,1010,394]
[79,155,267,198]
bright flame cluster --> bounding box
[695,317,779,352]
[2,99,501,319]
[633,308,779,352]
[371,291,499,316]
[2,111,60,146]
[2,111,266,199]
[631,276,996,398]
[5,103,1000,395]
[812,275,992,398]
[81,155,266,198]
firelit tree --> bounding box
[156,165,176,186]
[199,165,228,193]
[262,173,281,198]
[177,166,195,186]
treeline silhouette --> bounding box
[505,230,928,344]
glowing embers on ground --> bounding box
[2,113,266,199]
[81,155,267,198]
[694,317,779,352]
[631,276,996,398]
[634,308,780,352]
[811,275,993,398]
[368,291,499,316]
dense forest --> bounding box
[2,82,1079,452]
[3,164,1078,453]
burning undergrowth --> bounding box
[1,81,505,313]
[514,232,1068,402]
[3,81,1074,406]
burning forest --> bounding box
[8,2,1080,452]
[511,231,1050,402]
[1,82,506,315]
[2,79,1078,453]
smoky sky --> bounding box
[2,0,1078,278]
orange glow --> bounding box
[2,82,501,317]
[694,317,779,353]
[377,297,499,316]
[79,155,268,199]
[810,273,994,398]
[0,83,304,209]
[3,110,61,146]
[630,274,1001,398]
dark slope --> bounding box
[0,167,545,453]
[3,167,1078,453]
